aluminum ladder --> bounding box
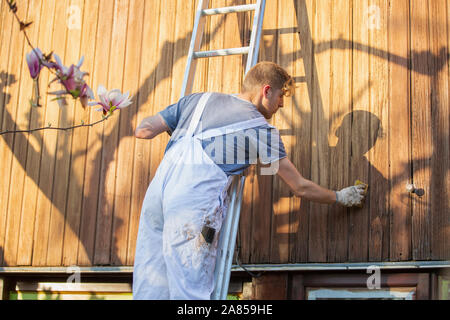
[179,0,266,300]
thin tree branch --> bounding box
[0,114,112,135]
[2,0,112,135]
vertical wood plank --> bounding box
[239,0,266,264]
[270,0,294,264]
[207,0,226,93]
[31,0,57,266]
[368,0,390,262]
[222,0,245,95]
[16,0,44,266]
[0,0,18,267]
[77,0,114,266]
[126,0,162,265]
[63,0,99,266]
[0,0,13,128]
[41,0,70,266]
[348,0,370,262]
[2,0,31,266]
[0,0,6,42]
[111,0,144,266]
[308,0,331,262]
[0,0,14,267]
[235,0,252,264]
[248,0,278,263]
[0,0,9,66]
[410,0,432,261]
[171,0,196,101]
[94,0,129,265]
[47,0,84,266]
[149,0,177,184]
[238,173,254,264]
[429,0,449,260]
[388,0,412,261]
[289,0,314,263]
[326,0,352,263]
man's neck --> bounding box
[237,91,262,106]
[236,91,268,119]
[236,92,253,103]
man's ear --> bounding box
[262,85,271,98]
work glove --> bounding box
[335,184,367,207]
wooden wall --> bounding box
[0,0,448,267]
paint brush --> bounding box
[355,180,368,208]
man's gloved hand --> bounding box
[335,184,367,207]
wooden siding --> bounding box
[0,0,448,267]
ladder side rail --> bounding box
[249,0,266,71]
[245,0,266,73]
[181,0,210,97]
[211,177,239,300]
[219,176,246,299]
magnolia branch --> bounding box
[2,0,132,136]
[0,114,112,136]
[7,0,35,50]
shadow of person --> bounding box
[265,110,390,263]
[329,110,390,262]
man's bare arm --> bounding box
[135,114,170,139]
[276,157,367,206]
[276,157,337,204]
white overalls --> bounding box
[133,93,268,300]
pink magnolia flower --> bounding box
[48,54,94,107]
[88,85,132,115]
[26,48,45,79]
[79,82,95,108]
[50,53,85,76]
[26,48,54,79]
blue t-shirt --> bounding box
[158,93,287,176]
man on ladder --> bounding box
[132,1,367,300]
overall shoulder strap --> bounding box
[194,116,270,140]
[185,93,212,137]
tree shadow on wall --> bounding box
[0,0,252,267]
[1,0,448,269]
[242,0,449,264]
[0,71,17,267]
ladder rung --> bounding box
[202,4,257,16]
[193,47,249,58]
